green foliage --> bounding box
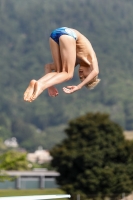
[0,0,133,150]
[0,138,7,152]
[0,150,29,181]
[0,150,29,171]
[50,113,133,199]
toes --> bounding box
[23,80,37,101]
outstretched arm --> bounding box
[63,52,99,94]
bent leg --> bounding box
[24,63,57,101]
[30,36,76,101]
[59,35,76,75]
[49,38,62,72]
[30,71,70,101]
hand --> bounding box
[48,86,59,97]
[63,86,80,94]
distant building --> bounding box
[4,137,18,148]
[27,146,52,164]
[0,169,59,189]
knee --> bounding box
[44,63,51,69]
[30,79,36,84]
[44,63,55,72]
[44,64,49,71]
[67,73,73,80]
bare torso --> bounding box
[70,28,96,67]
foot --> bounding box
[24,79,36,101]
[30,81,44,102]
[48,86,59,97]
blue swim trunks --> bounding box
[50,27,77,44]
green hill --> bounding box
[0,0,133,151]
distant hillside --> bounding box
[0,0,133,150]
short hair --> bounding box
[80,76,101,90]
[85,76,101,89]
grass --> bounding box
[0,188,65,197]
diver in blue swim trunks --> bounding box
[50,27,77,44]
[24,27,100,102]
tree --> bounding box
[0,150,29,171]
[0,150,30,181]
[1,0,133,151]
[50,113,133,200]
